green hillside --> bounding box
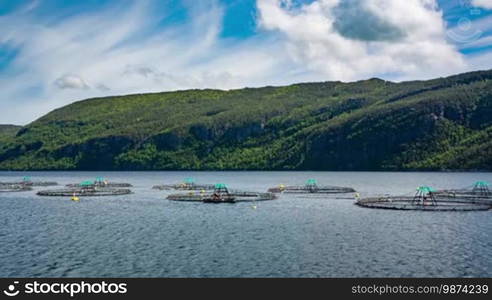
[0,125,22,142]
[1,70,492,171]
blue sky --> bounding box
[1,0,492,124]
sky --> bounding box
[1,0,492,125]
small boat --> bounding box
[203,193,236,203]
[202,184,235,203]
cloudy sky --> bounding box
[1,0,492,124]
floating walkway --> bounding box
[0,176,57,187]
[66,177,132,188]
[356,186,491,211]
[166,183,276,203]
[268,179,356,194]
[153,177,215,191]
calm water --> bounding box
[0,171,491,278]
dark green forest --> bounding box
[1,69,492,171]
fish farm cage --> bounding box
[167,183,277,203]
[37,187,132,197]
[0,176,58,187]
[66,177,132,188]
[434,181,492,203]
[356,186,492,211]
[38,181,132,197]
[0,183,33,192]
[268,179,356,194]
[153,177,215,191]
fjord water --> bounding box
[0,171,491,278]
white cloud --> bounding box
[472,0,492,10]
[54,75,90,90]
[0,1,297,124]
[0,0,490,125]
[464,49,492,71]
[257,0,466,81]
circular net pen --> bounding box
[356,186,492,211]
[38,182,132,197]
[66,178,132,188]
[268,179,356,194]
[434,181,492,204]
[0,184,33,193]
[167,183,277,203]
[0,176,58,187]
[153,177,215,191]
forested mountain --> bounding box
[1,70,491,171]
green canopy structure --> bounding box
[472,181,490,196]
[413,186,436,205]
[80,180,94,187]
[304,179,319,192]
[474,181,489,187]
[184,177,195,184]
[214,183,229,194]
[416,186,435,193]
[306,179,318,186]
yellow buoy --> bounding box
[71,193,80,202]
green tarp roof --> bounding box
[417,186,435,193]
[306,179,317,185]
[184,177,195,184]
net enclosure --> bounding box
[434,181,492,204]
[0,183,33,192]
[0,176,58,187]
[37,187,132,197]
[268,179,356,194]
[38,180,132,197]
[153,177,215,191]
[167,183,276,203]
[66,177,132,188]
[356,186,492,211]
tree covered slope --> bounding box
[1,70,491,170]
[0,125,22,142]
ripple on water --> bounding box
[0,171,491,277]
